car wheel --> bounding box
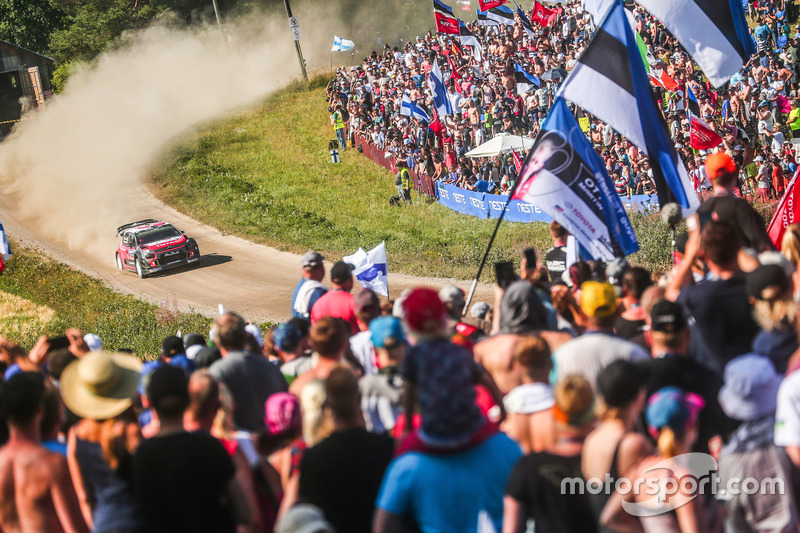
[135,258,146,279]
[115,253,123,270]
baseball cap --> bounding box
[597,360,647,408]
[183,333,205,350]
[580,281,618,318]
[273,323,302,352]
[650,299,687,333]
[401,288,447,335]
[264,392,301,436]
[370,316,406,349]
[470,301,491,319]
[353,289,380,314]
[146,364,189,411]
[747,264,790,301]
[705,152,737,180]
[755,155,765,162]
[161,336,184,357]
[439,286,465,308]
[276,503,333,533]
[330,261,354,284]
[84,333,102,351]
[301,251,324,269]
[647,387,705,438]
[605,258,629,285]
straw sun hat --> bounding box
[60,350,143,420]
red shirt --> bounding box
[309,289,359,334]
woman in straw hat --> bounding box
[61,350,145,533]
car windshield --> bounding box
[137,227,182,245]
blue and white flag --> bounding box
[482,4,516,25]
[331,35,355,52]
[557,0,699,215]
[428,60,453,117]
[515,4,536,38]
[400,93,431,122]
[511,98,639,261]
[343,242,389,297]
[0,221,10,261]
[514,62,540,93]
[636,0,755,87]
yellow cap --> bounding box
[580,281,618,318]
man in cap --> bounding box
[309,261,359,334]
[349,289,382,376]
[0,372,88,533]
[360,316,408,435]
[291,251,327,320]
[695,152,773,253]
[552,281,649,388]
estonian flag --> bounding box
[514,62,540,93]
[477,9,500,25]
[556,0,699,215]
[434,0,460,34]
[459,20,482,60]
[401,93,432,123]
[515,4,536,38]
[428,60,454,117]
[483,4,516,25]
[686,84,701,117]
[636,0,755,87]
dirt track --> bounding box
[0,184,495,323]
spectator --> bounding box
[748,264,799,374]
[291,251,327,320]
[275,322,312,383]
[289,316,349,397]
[309,261,359,334]
[349,289,382,375]
[544,221,569,283]
[359,316,407,435]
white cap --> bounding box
[83,334,102,352]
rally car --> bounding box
[115,219,200,278]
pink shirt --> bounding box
[309,289,358,334]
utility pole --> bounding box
[282,0,308,81]
[210,0,224,40]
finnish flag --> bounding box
[343,242,389,297]
[331,36,355,52]
[400,93,431,122]
[428,60,453,117]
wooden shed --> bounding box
[0,40,55,136]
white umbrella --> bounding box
[464,133,535,158]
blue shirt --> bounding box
[376,433,521,533]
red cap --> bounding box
[401,288,447,335]
[705,152,737,180]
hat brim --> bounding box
[718,374,781,421]
[60,352,143,420]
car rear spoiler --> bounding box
[116,219,158,237]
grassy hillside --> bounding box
[152,75,680,280]
[0,241,212,356]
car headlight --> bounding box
[144,253,155,259]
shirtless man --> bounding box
[0,371,87,533]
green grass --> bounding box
[0,240,213,356]
[150,74,737,280]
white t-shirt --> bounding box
[503,383,555,414]
[775,371,800,447]
[350,331,378,376]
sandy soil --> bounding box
[0,185,495,322]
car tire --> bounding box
[115,253,123,270]
[135,258,147,279]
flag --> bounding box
[434,0,460,34]
[428,60,454,117]
[514,62,540,92]
[0,221,9,261]
[768,169,800,249]
[483,4,516,25]
[556,0,699,215]
[343,242,389,297]
[446,53,462,80]
[401,93,431,122]
[686,84,701,117]
[457,0,471,10]
[689,115,723,149]
[331,36,355,52]
[511,98,639,260]
[459,20,483,60]
[636,0,756,87]
[477,9,500,25]
[511,149,524,173]
[531,1,557,25]
[583,0,613,21]
[515,4,537,38]
[479,0,508,9]
[649,66,679,91]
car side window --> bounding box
[123,234,132,247]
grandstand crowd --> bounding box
[327,0,800,200]
[7,1,800,533]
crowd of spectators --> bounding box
[327,0,800,202]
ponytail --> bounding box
[658,426,678,458]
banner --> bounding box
[689,116,723,150]
[531,1,557,25]
[768,169,800,249]
[479,0,508,9]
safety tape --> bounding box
[0,119,19,125]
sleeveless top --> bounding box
[587,434,626,533]
[73,437,146,533]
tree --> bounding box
[0,0,66,54]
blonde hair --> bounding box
[782,223,800,266]
[657,426,679,458]
[212,382,236,441]
[554,375,595,426]
[300,379,333,446]
[753,295,798,331]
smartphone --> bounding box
[523,248,537,268]
[48,336,70,351]
[495,261,517,290]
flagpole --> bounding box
[463,158,524,315]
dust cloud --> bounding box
[0,6,345,256]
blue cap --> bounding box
[646,387,705,438]
[273,323,301,352]
[138,360,163,397]
[370,316,406,349]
